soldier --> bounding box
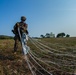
[12,16,28,54]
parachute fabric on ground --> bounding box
[18,27,35,75]
[24,56,35,75]
[28,52,53,75]
[36,39,75,55]
[30,37,76,57]
[29,50,59,70]
[27,54,44,75]
[29,37,76,74]
[29,49,73,74]
[29,45,76,67]
[29,50,76,74]
[18,27,29,55]
[29,37,76,63]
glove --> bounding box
[16,23,20,27]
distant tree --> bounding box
[56,34,61,38]
[45,33,50,38]
[56,32,65,38]
[40,35,45,38]
[61,33,65,37]
[66,34,70,37]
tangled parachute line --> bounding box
[18,27,76,75]
[18,27,53,75]
[28,37,76,75]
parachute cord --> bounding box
[24,55,36,75]
[28,53,53,75]
[28,57,44,75]
[18,28,35,75]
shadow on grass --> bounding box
[0,54,15,61]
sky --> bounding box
[0,0,76,37]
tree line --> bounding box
[0,35,14,39]
[40,32,70,38]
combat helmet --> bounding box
[21,16,26,21]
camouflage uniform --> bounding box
[12,16,28,53]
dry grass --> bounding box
[28,37,76,75]
[0,39,31,75]
[0,37,76,75]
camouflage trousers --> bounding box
[14,35,21,52]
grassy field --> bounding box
[0,37,76,75]
[0,39,31,75]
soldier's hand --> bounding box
[16,23,20,27]
[17,24,19,27]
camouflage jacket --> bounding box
[12,22,28,35]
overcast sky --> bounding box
[0,0,76,37]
